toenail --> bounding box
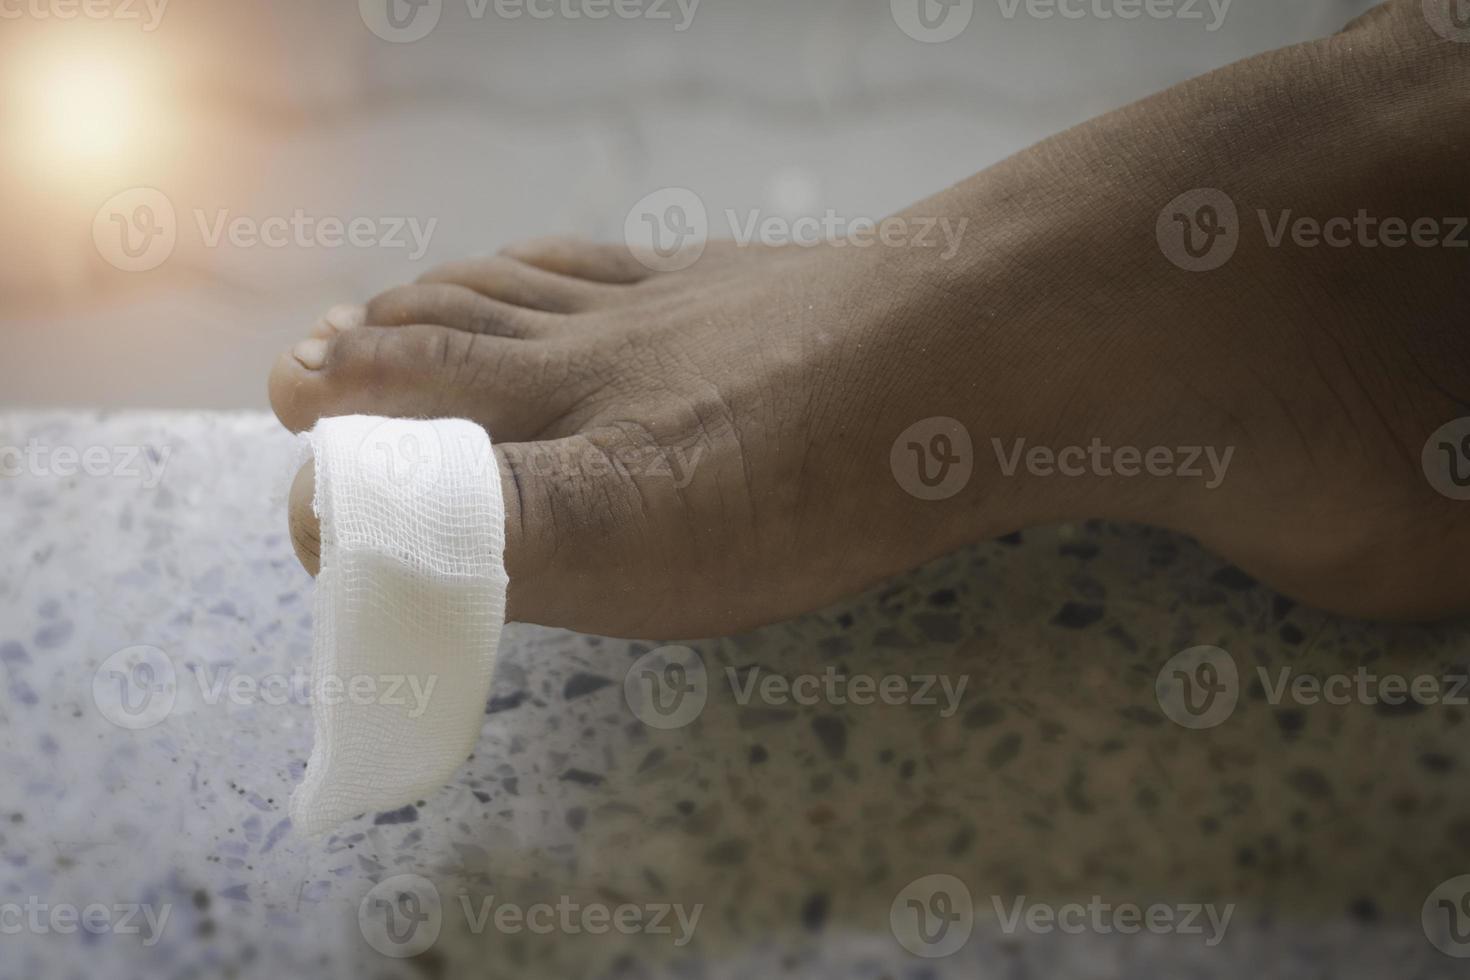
[293,338,329,370]
[324,304,365,332]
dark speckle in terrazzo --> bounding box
[372,804,418,826]
[1210,565,1258,591]
[1064,769,1095,814]
[912,613,962,643]
[560,768,604,786]
[1059,540,1100,561]
[1420,752,1454,774]
[963,701,1005,728]
[704,839,748,865]
[1118,706,1162,726]
[563,673,614,700]
[811,716,846,760]
[1274,709,1306,739]
[801,892,829,932]
[32,619,73,649]
[1052,602,1104,629]
[987,733,1022,770]
[748,745,768,764]
[1105,625,1138,652]
[486,690,529,714]
[1286,768,1333,800]
[1374,697,1427,718]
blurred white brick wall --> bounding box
[0,0,1370,409]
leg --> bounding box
[273,0,1470,638]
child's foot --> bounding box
[272,0,1470,638]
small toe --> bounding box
[417,255,620,313]
[499,236,652,285]
[268,323,572,440]
[364,282,552,338]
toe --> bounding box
[365,282,552,338]
[268,322,575,439]
[286,445,538,628]
[417,255,621,313]
[499,236,652,285]
[288,459,320,577]
[287,423,721,637]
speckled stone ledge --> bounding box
[2,410,1469,980]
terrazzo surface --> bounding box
[3,410,1470,979]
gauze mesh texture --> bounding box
[289,415,507,836]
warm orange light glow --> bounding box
[12,38,162,183]
[32,57,138,163]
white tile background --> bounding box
[1,0,1371,409]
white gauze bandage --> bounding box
[290,415,508,836]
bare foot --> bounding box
[272,0,1470,638]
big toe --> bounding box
[285,427,712,637]
[288,459,321,577]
